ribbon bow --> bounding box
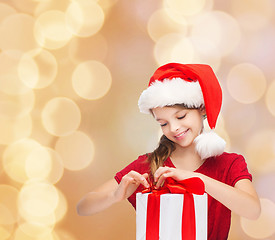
[141,177,205,240]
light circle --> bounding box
[42,97,81,136]
[18,181,59,218]
[3,138,42,183]
[34,10,73,49]
[66,0,105,37]
[227,63,266,104]
[18,48,58,89]
[265,80,275,117]
[241,198,275,238]
[55,131,95,171]
[72,61,112,100]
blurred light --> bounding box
[255,174,275,203]
[10,0,38,15]
[13,226,57,240]
[18,208,56,227]
[0,224,13,240]
[245,130,275,173]
[0,3,17,24]
[0,89,35,118]
[18,181,59,218]
[0,204,14,225]
[98,0,118,10]
[171,38,195,63]
[42,148,64,185]
[68,34,108,63]
[54,228,77,240]
[163,0,206,17]
[54,188,68,223]
[18,48,58,89]
[25,146,52,180]
[231,0,273,31]
[3,138,42,183]
[265,80,275,117]
[147,9,188,42]
[0,51,32,95]
[32,0,52,2]
[154,33,194,65]
[227,63,266,104]
[18,222,53,239]
[72,60,112,100]
[0,13,38,52]
[190,37,221,70]
[0,114,32,145]
[66,0,105,37]
[224,103,256,136]
[34,10,73,49]
[0,185,19,225]
[41,97,81,136]
[190,11,241,57]
[240,198,275,238]
[55,131,95,171]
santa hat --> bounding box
[138,63,225,159]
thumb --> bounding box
[142,173,149,179]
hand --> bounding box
[114,171,149,202]
[154,167,196,189]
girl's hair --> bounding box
[147,103,205,180]
[147,134,176,180]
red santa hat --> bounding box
[138,63,226,159]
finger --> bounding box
[155,172,169,189]
[154,166,170,182]
[142,173,149,179]
[121,175,136,186]
[127,171,150,188]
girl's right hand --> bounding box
[113,171,149,202]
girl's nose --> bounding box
[170,121,180,132]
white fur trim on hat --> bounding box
[194,130,226,160]
[138,78,204,113]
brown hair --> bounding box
[147,135,176,180]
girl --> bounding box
[77,63,261,239]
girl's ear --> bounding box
[199,105,206,116]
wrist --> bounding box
[193,172,205,182]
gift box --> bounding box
[136,177,208,240]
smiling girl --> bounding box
[77,63,261,240]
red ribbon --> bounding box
[141,177,205,240]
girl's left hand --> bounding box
[154,167,197,189]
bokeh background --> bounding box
[0,0,275,239]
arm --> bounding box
[77,171,149,216]
[154,167,261,220]
[197,174,261,220]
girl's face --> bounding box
[152,105,205,149]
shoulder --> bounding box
[207,152,247,170]
[114,154,150,183]
[204,152,252,186]
[215,152,245,162]
[131,154,150,169]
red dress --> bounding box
[115,152,252,240]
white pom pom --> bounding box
[194,130,226,160]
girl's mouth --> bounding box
[174,129,189,139]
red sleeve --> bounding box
[114,154,150,208]
[114,154,150,184]
[228,154,252,186]
[196,152,252,187]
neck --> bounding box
[170,143,203,171]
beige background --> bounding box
[0,0,275,239]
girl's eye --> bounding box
[160,123,167,127]
[178,114,186,120]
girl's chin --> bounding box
[175,140,195,149]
